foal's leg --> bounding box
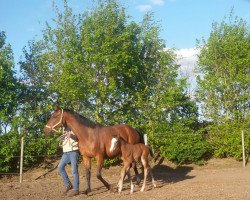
[133,163,141,185]
[149,166,157,188]
[118,162,131,193]
[126,168,134,194]
[140,156,149,192]
[83,156,91,195]
[118,165,126,193]
[96,155,110,190]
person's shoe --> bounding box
[63,183,73,195]
[67,189,79,197]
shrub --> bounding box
[207,122,249,159]
[149,125,210,165]
[0,131,60,173]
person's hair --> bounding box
[65,127,71,132]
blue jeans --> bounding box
[58,150,79,190]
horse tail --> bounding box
[135,128,145,144]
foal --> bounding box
[110,135,156,193]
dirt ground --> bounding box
[1,158,250,200]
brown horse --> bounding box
[110,135,156,193]
[43,106,143,194]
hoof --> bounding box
[135,178,141,185]
[109,185,117,193]
[83,189,91,195]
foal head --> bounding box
[110,135,122,153]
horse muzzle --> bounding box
[43,126,53,135]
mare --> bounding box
[110,134,157,193]
[43,106,144,194]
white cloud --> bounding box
[136,4,152,12]
[176,48,199,59]
[176,48,199,74]
[137,0,165,12]
[175,48,201,97]
[150,0,165,6]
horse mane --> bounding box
[64,109,103,128]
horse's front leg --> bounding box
[83,156,91,195]
[96,155,110,190]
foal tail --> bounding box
[149,147,154,159]
[148,146,157,167]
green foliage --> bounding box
[149,124,210,165]
[0,130,60,172]
[0,31,19,134]
[0,131,20,172]
[194,10,250,161]
[22,133,60,167]
[103,157,121,168]
[207,122,249,159]
[196,11,250,123]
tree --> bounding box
[196,12,250,124]
[195,11,250,159]
[0,31,19,134]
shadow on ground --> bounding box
[153,164,194,188]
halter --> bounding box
[45,109,64,132]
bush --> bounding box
[0,131,60,173]
[149,126,210,165]
[207,122,249,160]
[0,131,20,172]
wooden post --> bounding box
[19,136,24,183]
[241,130,246,167]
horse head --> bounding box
[43,106,64,135]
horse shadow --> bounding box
[120,159,195,191]
[152,163,194,188]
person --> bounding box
[57,127,80,197]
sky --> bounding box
[0,0,249,76]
